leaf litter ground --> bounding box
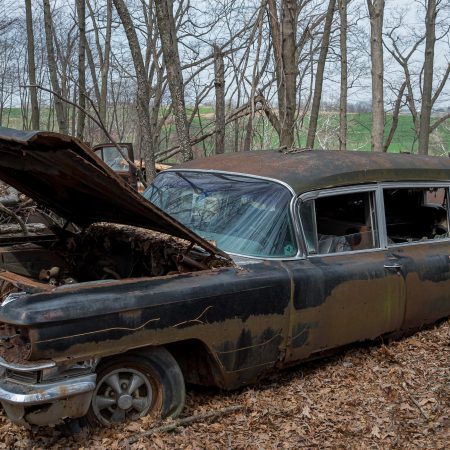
[0,319,448,449]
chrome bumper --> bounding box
[0,358,96,426]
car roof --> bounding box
[177,150,450,194]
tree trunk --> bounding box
[267,0,298,148]
[367,0,385,152]
[234,92,241,152]
[338,0,347,151]
[25,0,39,130]
[76,0,86,140]
[42,0,68,134]
[100,0,112,126]
[280,0,297,148]
[267,0,284,140]
[418,0,436,156]
[306,0,336,149]
[155,0,193,162]
[384,81,406,152]
[113,0,155,181]
[214,45,225,154]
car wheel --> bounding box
[86,348,185,427]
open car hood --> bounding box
[0,127,226,258]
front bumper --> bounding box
[0,358,96,426]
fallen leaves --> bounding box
[0,319,448,449]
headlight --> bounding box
[2,291,27,306]
[40,360,97,382]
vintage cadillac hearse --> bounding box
[0,127,448,428]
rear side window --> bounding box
[383,187,449,244]
[300,191,379,255]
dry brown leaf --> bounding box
[0,319,448,449]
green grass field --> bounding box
[187,110,450,156]
[2,108,449,157]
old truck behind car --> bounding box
[0,127,448,428]
[93,142,171,191]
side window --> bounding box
[383,187,449,244]
[300,191,379,255]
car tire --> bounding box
[86,347,185,427]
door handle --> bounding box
[384,263,402,270]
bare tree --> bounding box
[155,0,192,161]
[43,0,68,134]
[418,0,436,155]
[267,0,298,148]
[383,81,407,152]
[25,0,39,130]
[306,0,336,149]
[338,0,347,150]
[112,0,155,181]
[384,1,450,154]
[76,0,86,139]
[100,0,112,127]
[367,0,384,152]
[85,0,112,128]
[214,45,225,154]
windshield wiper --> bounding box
[175,172,207,195]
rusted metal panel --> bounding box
[283,250,406,362]
[0,270,53,293]
[0,127,226,258]
[391,241,450,329]
[178,150,450,194]
[0,261,292,388]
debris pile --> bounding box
[0,183,39,236]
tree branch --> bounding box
[21,84,146,187]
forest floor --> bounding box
[0,318,448,449]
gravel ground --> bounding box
[0,319,448,449]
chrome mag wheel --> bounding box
[91,366,156,426]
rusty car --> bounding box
[0,127,448,428]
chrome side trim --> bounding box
[0,357,55,372]
[0,374,96,405]
[375,185,388,248]
[299,183,379,202]
[379,181,450,189]
[307,245,387,258]
[159,169,297,196]
[227,252,303,261]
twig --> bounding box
[0,203,28,236]
[126,405,245,444]
[401,382,430,420]
[155,101,263,162]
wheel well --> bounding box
[164,339,224,388]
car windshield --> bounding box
[144,171,297,258]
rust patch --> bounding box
[0,322,31,363]
[0,270,53,294]
[287,276,405,362]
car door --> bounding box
[284,186,406,363]
[93,143,137,189]
[381,184,450,330]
